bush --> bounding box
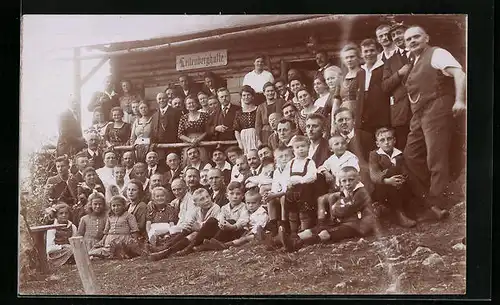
[21,147,57,226]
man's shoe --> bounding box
[148,247,172,261]
[208,238,228,251]
[396,211,417,228]
[430,206,449,220]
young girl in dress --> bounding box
[126,179,148,240]
[46,202,78,269]
[88,195,142,259]
[78,191,108,252]
[234,85,261,154]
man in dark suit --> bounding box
[84,132,104,169]
[68,152,104,198]
[305,114,331,167]
[145,151,166,178]
[207,168,229,207]
[201,71,225,97]
[356,38,391,162]
[44,156,77,210]
[176,74,199,99]
[381,22,412,151]
[210,87,241,143]
[150,92,183,158]
[57,96,86,158]
[333,107,373,194]
[87,75,119,122]
[164,152,183,185]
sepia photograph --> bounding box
[19,14,467,295]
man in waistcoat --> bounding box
[403,26,466,221]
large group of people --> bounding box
[45,21,465,268]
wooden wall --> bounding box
[110,15,466,101]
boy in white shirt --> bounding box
[318,133,360,192]
[263,145,294,237]
[209,188,269,250]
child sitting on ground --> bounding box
[46,202,78,269]
[181,182,249,254]
[209,187,269,250]
[369,127,416,228]
[148,188,221,261]
[281,166,379,252]
[146,186,179,246]
[316,134,360,226]
[89,195,144,259]
[77,191,108,252]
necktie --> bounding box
[222,106,228,116]
[148,169,152,177]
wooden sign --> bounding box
[176,49,228,71]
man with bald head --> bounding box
[150,91,183,157]
[207,168,229,207]
[403,25,466,221]
[164,153,183,184]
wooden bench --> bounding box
[29,224,67,274]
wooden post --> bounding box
[31,231,50,274]
[69,236,99,294]
[29,224,67,274]
[73,47,82,126]
[280,59,287,81]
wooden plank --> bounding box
[30,224,66,233]
[69,236,99,294]
[120,52,315,81]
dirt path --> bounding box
[19,201,465,295]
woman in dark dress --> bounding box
[104,107,132,148]
[178,95,211,166]
[234,86,260,154]
[339,43,362,116]
[296,87,326,135]
[255,82,284,145]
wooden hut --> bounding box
[70,14,466,113]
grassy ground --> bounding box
[19,198,465,296]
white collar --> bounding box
[343,182,365,197]
[148,165,158,171]
[376,147,403,160]
[87,148,98,156]
[253,69,265,75]
[216,161,232,171]
[221,103,230,111]
[342,129,355,141]
[361,58,384,73]
[54,219,73,228]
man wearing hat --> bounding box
[381,21,412,151]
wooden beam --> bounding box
[73,48,82,125]
[69,236,99,294]
[81,57,109,86]
[60,15,358,61]
[114,140,238,151]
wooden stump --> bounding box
[69,236,99,294]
